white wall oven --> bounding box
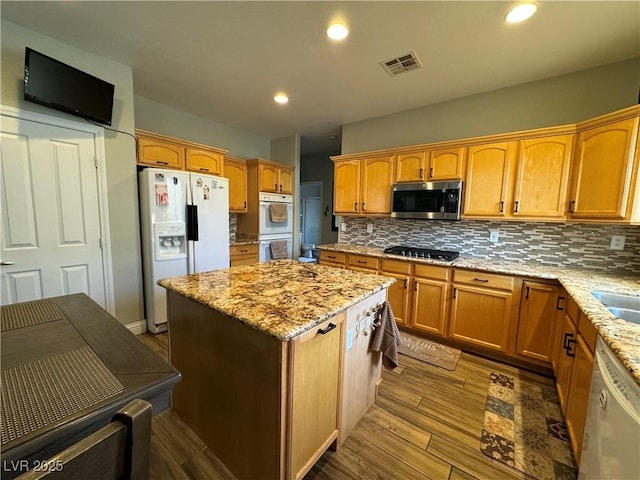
[259,193,294,235]
[258,236,293,262]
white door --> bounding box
[0,117,106,306]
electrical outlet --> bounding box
[366,223,373,234]
[340,220,346,232]
[346,329,354,351]
[610,235,626,250]
[489,230,499,243]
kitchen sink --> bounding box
[592,291,640,325]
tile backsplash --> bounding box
[229,214,237,243]
[338,217,640,275]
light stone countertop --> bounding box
[319,243,640,386]
[158,259,395,341]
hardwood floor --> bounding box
[138,332,552,480]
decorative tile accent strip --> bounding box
[339,218,640,275]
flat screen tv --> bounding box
[24,47,115,126]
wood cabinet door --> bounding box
[334,161,361,214]
[565,334,594,463]
[555,313,577,413]
[185,148,223,175]
[259,163,279,193]
[551,291,568,373]
[395,152,426,182]
[569,117,639,219]
[515,281,559,363]
[412,278,449,336]
[279,167,294,194]
[360,155,394,214]
[429,147,465,181]
[513,135,573,219]
[223,159,247,212]
[289,315,342,480]
[463,142,517,217]
[137,137,185,169]
[449,284,513,352]
[383,273,410,325]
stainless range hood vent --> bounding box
[380,51,423,76]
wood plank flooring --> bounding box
[138,332,552,480]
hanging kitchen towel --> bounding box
[269,203,288,223]
[371,301,401,370]
[270,240,288,259]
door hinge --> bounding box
[94,156,98,168]
[99,238,103,250]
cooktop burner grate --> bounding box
[383,246,459,261]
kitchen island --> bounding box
[158,260,394,480]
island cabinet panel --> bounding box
[462,141,518,218]
[569,117,638,220]
[167,292,285,480]
[515,281,560,363]
[288,314,344,480]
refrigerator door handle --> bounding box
[187,204,199,241]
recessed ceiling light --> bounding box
[505,2,538,23]
[274,93,289,105]
[327,23,349,41]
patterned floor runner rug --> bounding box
[480,372,577,480]
[397,332,461,370]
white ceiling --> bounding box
[2,1,639,155]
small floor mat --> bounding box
[398,332,461,370]
[480,372,577,480]
[1,346,125,446]
[1,299,63,332]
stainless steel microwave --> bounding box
[391,180,462,220]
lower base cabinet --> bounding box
[411,265,450,336]
[515,281,560,362]
[381,259,411,326]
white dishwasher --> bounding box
[579,336,640,479]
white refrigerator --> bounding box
[139,168,230,333]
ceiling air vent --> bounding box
[380,51,423,76]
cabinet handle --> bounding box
[473,278,489,283]
[240,249,249,253]
[499,201,504,213]
[328,255,336,259]
[354,202,358,211]
[199,168,209,172]
[318,323,337,335]
[514,201,519,213]
[452,288,457,299]
[279,184,282,192]
[156,161,169,165]
[430,167,434,178]
[419,168,423,179]
[565,338,577,358]
[275,183,278,191]
[525,286,530,299]
[404,279,408,289]
[244,201,247,208]
[362,202,366,211]
[563,332,575,350]
[556,296,566,311]
[357,260,367,264]
[569,200,576,213]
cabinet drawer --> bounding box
[414,264,451,281]
[348,254,379,271]
[454,269,514,291]
[381,259,411,275]
[319,251,346,265]
[230,244,258,256]
[578,313,597,352]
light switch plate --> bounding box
[610,235,625,250]
[489,230,499,243]
[340,220,346,232]
[346,329,354,351]
[366,223,373,234]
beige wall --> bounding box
[1,19,142,326]
[342,58,640,153]
[300,153,339,245]
[134,96,271,159]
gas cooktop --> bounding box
[383,246,459,262]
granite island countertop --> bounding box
[319,243,640,385]
[158,259,395,341]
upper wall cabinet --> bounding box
[333,155,394,215]
[223,156,248,213]
[136,130,228,175]
[395,147,465,183]
[463,141,518,218]
[512,134,574,219]
[257,160,294,194]
[569,114,640,221]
